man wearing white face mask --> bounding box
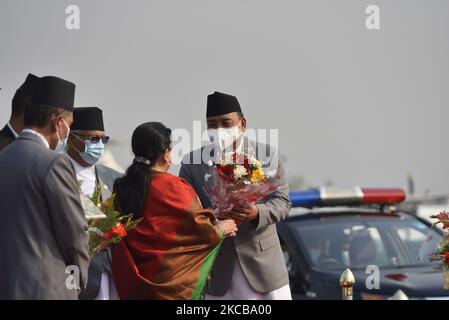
[0,76,89,299]
[66,107,122,300]
[207,119,243,152]
[180,91,292,300]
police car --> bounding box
[277,187,449,300]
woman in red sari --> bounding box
[112,122,237,300]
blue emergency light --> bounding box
[289,187,406,208]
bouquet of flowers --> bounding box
[80,186,142,256]
[417,211,449,289]
[429,211,449,288]
[204,152,280,224]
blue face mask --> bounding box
[79,140,105,165]
[55,119,70,153]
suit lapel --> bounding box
[95,166,112,200]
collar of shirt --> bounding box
[22,129,50,149]
[70,158,96,176]
[7,122,19,138]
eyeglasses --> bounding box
[72,133,110,144]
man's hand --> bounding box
[228,203,259,223]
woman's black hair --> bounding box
[114,122,171,218]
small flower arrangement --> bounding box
[429,212,449,266]
[215,153,267,184]
[428,211,449,289]
[80,185,142,256]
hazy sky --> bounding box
[1,0,448,194]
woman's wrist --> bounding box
[216,224,225,238]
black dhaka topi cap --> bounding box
[31,76,76,111]
[13,73,40,103]
[71,107,105,131]
[206,91,242,118]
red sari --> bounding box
[112,172,223,300]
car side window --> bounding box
[348,227,390,268]
[395,225,435,264]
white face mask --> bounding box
[207,122,242,151]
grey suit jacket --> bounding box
[0,132,90,300]
[78,164,122,300]
[179,140,292,295]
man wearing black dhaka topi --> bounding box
[0,76,90,299]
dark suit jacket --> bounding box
[0,131,90,299]
[179,139,292,295]
[0,124,16,152]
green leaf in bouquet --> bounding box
[85,192,143,256]
[125,216,143,230]
[90,184,102,206]
[111,236,122,244]
[438,240,449,255]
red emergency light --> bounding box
[290,187,406,208]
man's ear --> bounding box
[241,117,247,132]
[51,116,61,134]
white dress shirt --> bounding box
[70,158,96,197]
[205,260,292,300]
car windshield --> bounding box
[290,214,443,271]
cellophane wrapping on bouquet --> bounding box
[203,151,280,224]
